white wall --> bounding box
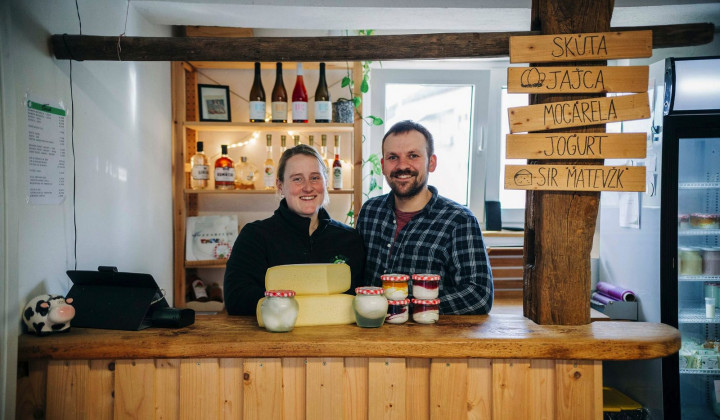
[1,0,172,417]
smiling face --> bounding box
[382,130,437,199]
[277,154,328,218]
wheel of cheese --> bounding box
[265,263,351,295]
[256,294,355,327]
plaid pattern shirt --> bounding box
[357,186,493,315]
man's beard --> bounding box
[387,168,426,199]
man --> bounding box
[356,120,493,315]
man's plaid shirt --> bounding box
[357,186,493,315]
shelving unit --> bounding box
[171,61,364,308]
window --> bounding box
[499,87,528,228]
[370,69,490,220]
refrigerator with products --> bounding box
[659,55,720,420]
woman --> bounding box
[224,144,365,315]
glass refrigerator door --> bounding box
[677,135,720,419]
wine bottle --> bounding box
[249,62,266,123]
[292,63,308,123]
[214,144,235,190]
[321,134,331,171]
[308,135,316,151]
[190,141,209,190]
[293,135,300,146]
[314,62,331,123]
[280,135,287,155]
[333,135,342,190]
[263,134,275,190]
[235,156,258,190]
[271,62,288,123]
[191,278,209,302]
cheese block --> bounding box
[265,263,351,295]
[257,294,355,327]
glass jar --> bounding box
[411,274,440,299]
[381,273,409,300]
[412,298,440,324]
[702,247,720,276]
[353,287,388,328]
[386,299,410,324]
[690,213,720,229]
[679,247,703,276]
[260,290,299,332]
[678,214,690,229]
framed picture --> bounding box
[198,84,231,122]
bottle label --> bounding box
[192,165,209,180]
[315,101,332,121]
[271,102,287,121]
[264,165,275,188]
[215,167,235,182]
[333,167,343,189]
[292,101,308,120]
[249,101,266,120]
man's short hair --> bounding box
[381,120,435,157]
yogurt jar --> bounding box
[702,247,720,276]
[679,247,703,276]
[261,290,299,333]
[412,298,440,324]
[411,274,441,299]
[381,274,409,300]
[353,287,388,328]
[386,299,410,324]
[690,213,720,229]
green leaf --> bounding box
[360,78,369,93]
[367,153,382,174]
[369,177,378,192]
[368,115,384,126]
[341,77,351,88]
[366,30,375,36]
[353,96,362,107]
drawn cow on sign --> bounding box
[22,294,75,336]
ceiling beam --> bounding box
[51,23,713,62]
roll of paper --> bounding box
[591,291,620,305]
[596,281,636,302]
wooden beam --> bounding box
[50,23,713,62]
[522,0,613,326]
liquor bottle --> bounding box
[263,134,275,190]
[332,135,343,190]
[314,62,331,123]
[280,135,287,155]
[207,283,224,303]
[214,144,235,190]
[321,134,331,170]
[249,62,266,123]
[190,277,209,302]
[271,62,288,123]
[293,135,301,146]
[308,135,316,151]
[190,141,209,190]
[292,63,308,123]
[235,156,258,190]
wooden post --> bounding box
[523,0,614,325]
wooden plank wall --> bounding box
[488,247,524,299]
[17,357,602,420]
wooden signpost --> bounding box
[507,66,648,93]
[505,164,645,191]
[509,30,652,63]
[506,132,646,159]
[508,92,650,133]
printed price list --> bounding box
[26,99,66,204]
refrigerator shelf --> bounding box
[678,229,720,236]
[679,368,720,375]
[679,275,720,282]
[679,308,720,323]
[678,182,720,189]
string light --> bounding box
[227,131,259,150]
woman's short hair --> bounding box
[276,144,330,206]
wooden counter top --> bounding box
[18,313,679,362]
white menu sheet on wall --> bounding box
[26,95,66,204]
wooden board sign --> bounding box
[506,133,646,159]
[509,30,652,63]
[505,165,646,192]
[507,66,648,94]
[508,93,650,133]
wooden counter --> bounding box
[17,313,679,420]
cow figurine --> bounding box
[23,294,76,336]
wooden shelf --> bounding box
[184,121,355,132]
[185,260,228,268]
